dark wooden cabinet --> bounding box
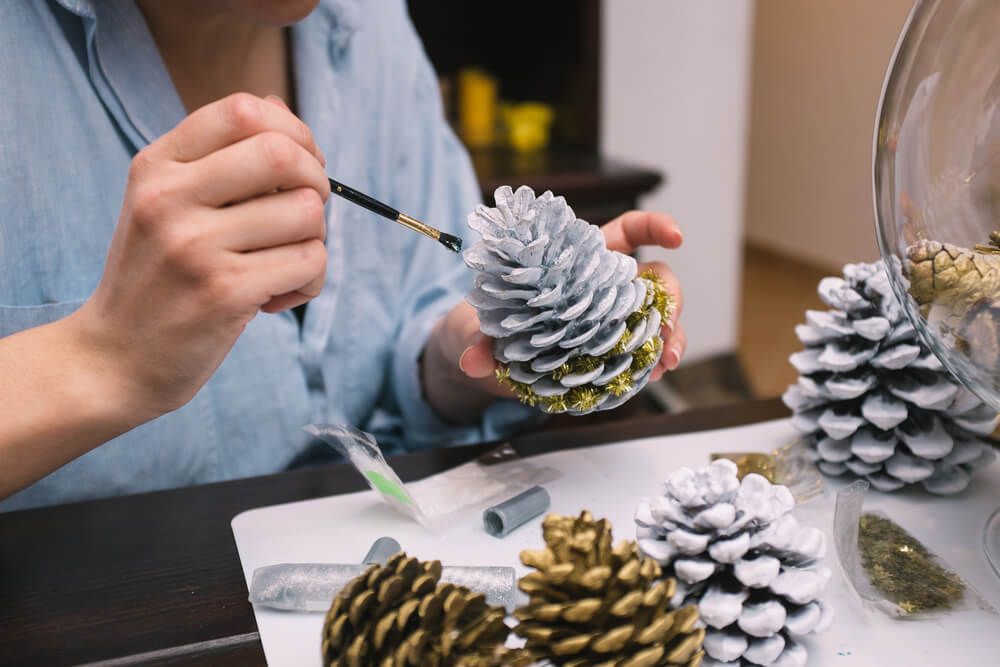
[407,0,663,223]
[471,149,662,225]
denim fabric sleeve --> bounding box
[367,2,541,449]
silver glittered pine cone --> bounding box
[635,460,832,667]
[463,185,674,415]
[782,260,998,495]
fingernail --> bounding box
[666,347,681,371]
[317,146,327,167]
[458,347,473,375]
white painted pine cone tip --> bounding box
[463,185,674,415]
[636,460,832,667]
[782,260,998,495]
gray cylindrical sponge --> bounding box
[483,485,551,538]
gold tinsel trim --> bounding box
[641,268,676,323]
[567,385,603,412]
[631,336,664,373]
[544,396,570,414]
[606,370,635,397]
[494,275,673,411]
[611,328,633,356]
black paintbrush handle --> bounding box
[328,178,399,222]
[326,176,463,253]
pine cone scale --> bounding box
[619,646,666,667]
[663,627,706,664]
[562,598,603,623]
[593,624,636,652]
[554,634,593,655]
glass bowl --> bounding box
[873,0,1000,577]
[874,0,1000,407]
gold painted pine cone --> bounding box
[321,553,520,667]
[906,237,1000,368]
[515,511,705,667]
[906,238,1000,316]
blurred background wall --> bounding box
[601,0,755,363]
[744,0,914,271]
[601,0,914,402]
[739,0,913,396]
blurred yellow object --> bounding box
[502,102,554,153]
[458,68,497,149]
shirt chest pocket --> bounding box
[0,299,87,339]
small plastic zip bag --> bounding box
[303,424,560,529]
[833,479,996,619]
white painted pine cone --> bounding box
[463,185,673,414]
[636,459,832,667]
[782,261,998,494]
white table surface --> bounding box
[231,418,1000,666]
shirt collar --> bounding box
[52,0,362,149]
[316,0,361,59]
[52,0,362,37]
[52,0,94,19]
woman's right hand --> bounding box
[69,93,330,420]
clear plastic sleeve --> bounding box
[303,423,560,530]
[833,479,996,619]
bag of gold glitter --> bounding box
[711,435,826,503]
[833,480,996,619]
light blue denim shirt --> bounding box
[0,0,533,511]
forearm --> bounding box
[0,312,152,500]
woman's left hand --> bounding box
[599,210,686,379]
[423,210,685,423]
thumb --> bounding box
[458,335,497,379]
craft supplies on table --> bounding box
[232,418,1000,666]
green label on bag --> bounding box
[364,471,415,505]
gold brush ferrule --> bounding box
[396,212,442,242]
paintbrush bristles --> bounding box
[438,232,463,253]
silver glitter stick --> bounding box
[248,539,516,611]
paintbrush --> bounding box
[328,177,463,253]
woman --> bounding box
[0,0,685,510]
